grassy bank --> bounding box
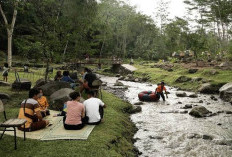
[133,62,232,91]
[0,71,137,157]
[97,60,232,91]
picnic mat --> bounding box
[4,110,95,141]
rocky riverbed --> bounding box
[100,75,232,157]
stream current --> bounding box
[100,75,232,157]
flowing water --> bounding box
[100,75,232,157]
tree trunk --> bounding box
[194,51,198,67]
[7,31,13,67]
[0,1,18,67]
[62,40,69,61]
[45,59,49,82]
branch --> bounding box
[10,0,19,34]
[0,3,9,26]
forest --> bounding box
[0,0,232,66]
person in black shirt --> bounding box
[80,71,97,93]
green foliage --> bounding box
[0,0,231,62]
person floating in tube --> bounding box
[155,81,168,101]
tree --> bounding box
[0,0,19,67]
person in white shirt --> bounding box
[83,91,106,125]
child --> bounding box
[37,88,50,117]
[2,63,9,82]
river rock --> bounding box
[102,82,107,86]
[183,104,192,109]
[210,70,219,75]
[198,83,222,94]
[188,69,198,74]
[192,77,203,82]
[176,92,187,97]
[114,81,124,86]
[175,76,192,83]
[0,81,10,86]
[118,76,125,80]
[0,93,10,100]
[123,77,128,81]
[187,133,202,139]
[199,100,203,103]
[213,139,232,146]
[115,74,121,77]
[179,110,188,114]
[50,88,74,110]
[40,81,71,96]
[189,93,198,98]
[129,106,142,114]
[134,102,144,105]
[225,111,232,114]
[149,136,163,140]
[219,62,230,67]
[202,135,213,140]
[219,82,232,102]
[189,106,211,118]
[134,78,139,82]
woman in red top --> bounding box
[155,82,168,101]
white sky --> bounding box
[121,0,193,24]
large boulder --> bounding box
[12,79,32,91]
[0,81,11,86]
[198,83,225,94]
[176,92,187,97]
[33,78,48,88]
[175,76,192,83]
[0,93,10,100]
[40,81,71,96]
[192,77,203,82]
[188,69,198,74]
[189,106,211,118]
[219,83,232,102]
[49,88,74,110]
[114,81,124,86]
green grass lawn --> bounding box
[0,69,137,157]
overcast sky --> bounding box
[121,0,192,24]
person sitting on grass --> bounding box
[37,88,50,117]
[63,92,87,130]
[54,70,62,81]
[18,88,49,132]
[61,70,76,89]
[2,63,9,82]
[83,91,106,125]
[80,69,97,93]
[155,81,168,101]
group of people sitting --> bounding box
[18,68,105,132]
[54,68,97,93]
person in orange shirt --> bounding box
[155,81,168,101]
[37,88,50,117]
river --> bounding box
[100,75,232,157]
